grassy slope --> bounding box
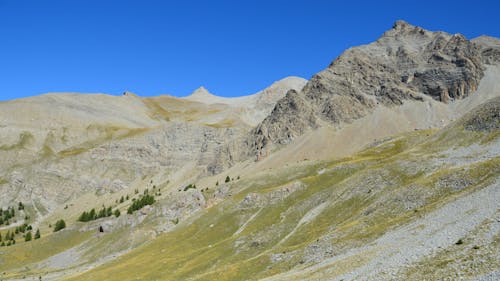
[63,117,499,281]
[0,229,92,278]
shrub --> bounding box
[53,219,66,232]
[25,231,32,241]
[183,184,196,191]
[34,229,41,239]
[225,176,230,183]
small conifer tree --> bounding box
[25,231,32,241]
[53,219,66,232]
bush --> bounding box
[225,176,230,183]
[53,219,66,232]
[34,229,41,239]
[114,209,120,217]
[183,184,196,191]
[25,231,32,241]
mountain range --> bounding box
[0,20,498,281]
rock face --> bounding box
[472,35,500,64]
[0,78,304,211]
[249,20,491,156]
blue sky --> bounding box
[0,0,499,100]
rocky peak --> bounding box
[247,20,494,158]
[189,86,213,98]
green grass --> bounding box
[0,229,92,276]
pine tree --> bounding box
[225,176,230,183]
[25,231,32,241]
[34,229,41,239]
[120,196,124,203]
[78,211,89,222]
[89,209,96,220]
[97,207,105,218]
[54,219,66,232]
[114,209,120,217]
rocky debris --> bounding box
[154,189,206,233]
[250,20,490,156]
[237,181,304,209]
[473,35,500,64]
[462,96,500,131]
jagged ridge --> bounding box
[249,20,492,157]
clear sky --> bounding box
[0,0,499,101]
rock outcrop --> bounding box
[249,20,493,156]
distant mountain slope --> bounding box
[249,20,498,157]
[183,76,307,126]
[0,77,303,211]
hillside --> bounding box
[0,21,498,281]
[65,97,499,280]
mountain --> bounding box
[249,20,497,158]
[0,21,498,281]
[184,77,308,126]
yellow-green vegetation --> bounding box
[0,229,92,278]
[0,131,35,151]
[64,123,499,281]
[58,126,149,157]
[205,118,237,128]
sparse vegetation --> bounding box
[183,184,196,191]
